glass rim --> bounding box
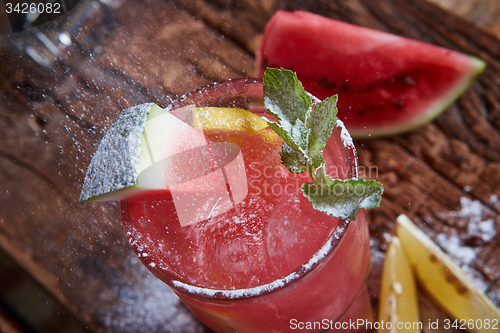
[160,77,363,301]
[171,77,264,108]
[170,218,358,301]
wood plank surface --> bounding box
[429,0,500,39]
[0,0,499,332]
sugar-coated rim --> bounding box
[155,78,362,301]
[171,77,264,108]
[171,218,352,300]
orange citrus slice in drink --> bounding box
[192,107,269,145]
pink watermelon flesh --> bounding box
[257,10,486,138]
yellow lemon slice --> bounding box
[193,107,268,134]
[193,107,269,146]
[378,235,420,332]
[396,214,500,333]
[193,107,268,147]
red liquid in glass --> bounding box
[120,80,373,332]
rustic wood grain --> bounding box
[1,0,500,332]
[429,0,500,39]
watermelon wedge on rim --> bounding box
[256,10,486,139]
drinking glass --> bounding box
[120,78,373,332]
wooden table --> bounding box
[429,0,500,39]
[1,0,499,332]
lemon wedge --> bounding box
[396,214,500,333]
[378,235,420,332]
[193,107,268,134]
[192,107,269,146]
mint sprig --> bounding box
[262,68,383,220]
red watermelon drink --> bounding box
[80,69,383,332]
[121,77,379,332]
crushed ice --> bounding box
[172,221,344,299]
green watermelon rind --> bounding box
[349,56,486,139]
[79,103,164,202]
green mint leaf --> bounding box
[262,68,314,165]
[262,68,384,220]
[263,68,312,130]
[280,143,308,174]
[290,118,310,154]
[302,165,384,220]
[306,95,338,168]
[266,121,305,156]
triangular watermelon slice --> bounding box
[256,10,486,139]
